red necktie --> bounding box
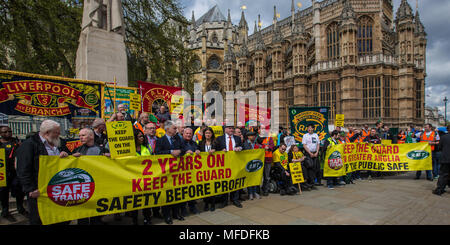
[228,135,234,151]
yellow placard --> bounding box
[289,162,305,184]
[37,149,265,225]
[323,142,432,177]
[194,126,224,139]
[335,114,344,127]
[170,95,184,114]
[129,93,141,111]
[0,149,6,187]
[106,121,136,158]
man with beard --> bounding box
[16,120,70,225]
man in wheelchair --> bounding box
[271,143,298,195]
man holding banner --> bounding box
[216,125,244,208]
[72,128,108,225]
[416,124,438,181]
[16,120,70,225]
[155,120,184,224]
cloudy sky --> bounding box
[179,0,450,118]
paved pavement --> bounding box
[1,171,449,225]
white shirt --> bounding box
[302,133,320,153]
[225,134,236,151]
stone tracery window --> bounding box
[327,22,340,60]
[358,16,373,55]
[363,76,381,119]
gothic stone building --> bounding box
[186,0,426,129]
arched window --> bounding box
[327,22,340,60]
[208,55,221,69]
[211,32,218,43]
[358,16,373,55]
[192,56,201,71]
[207,80,221,92]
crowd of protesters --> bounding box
[0,105,449,225]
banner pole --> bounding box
[114,77,117,114]
[298,183,302,195]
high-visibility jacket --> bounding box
[361,129,370,140]
[261,137,273,159]
[338,138,350,144]
[327,137,338,147]
[420,131,437,151]
[397,133,406,144]
[346,131,361,143]
[134,121,144,134]
[136,145,151,156]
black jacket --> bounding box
[439,134,450,164]
[94,132,108,147]
[215,134,243,151]
[16,133,69,193]
[181,139,199,153]
[155,134,183,155]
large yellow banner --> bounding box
[323,142,432,177]
[37,149,265,225]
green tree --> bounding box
[123,0,197,91]
[0,0,197,91]
[0,0,82,77]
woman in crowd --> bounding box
[129,129,152,225]
[198,127,220,211]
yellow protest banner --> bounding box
[37,149,265,225]
[0,149,6,187]
[106,121,136,158]
[381,140,392,145]
[335,114,344,127]
[129,93,141,111]
[289,162,305,184]
[323,142,432,177]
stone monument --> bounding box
[76,0,128,86]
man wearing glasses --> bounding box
[144,122,158,154]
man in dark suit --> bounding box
[155,120,184,224]
[433,126,450,196]
[179,127,200,216]
[216,125,244,208]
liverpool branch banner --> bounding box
[289,107,330,143]
[0,70,102,118]
[323,142,432,177]
[37,150,265,225]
